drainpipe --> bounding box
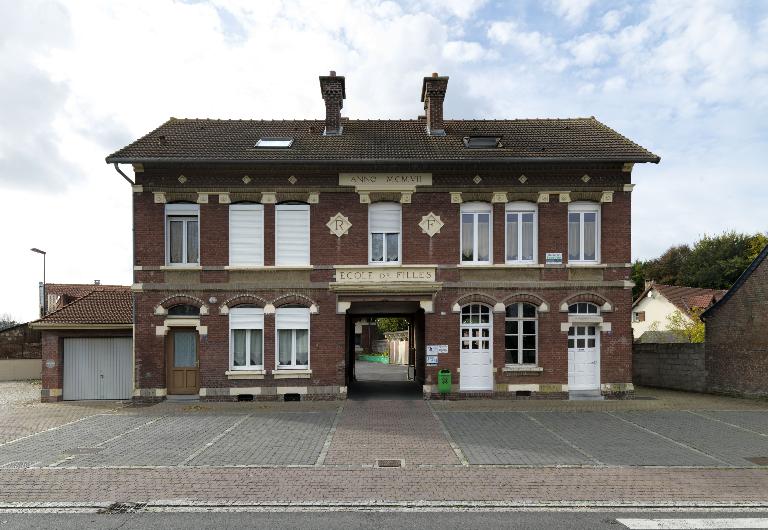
[112,163,137,399]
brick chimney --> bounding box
[421,72,449,136]
[319,70,346,136]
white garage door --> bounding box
[63,338,133,400]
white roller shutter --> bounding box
[275,307,310,329]
[275,204,310,266]
[229,204,264,266]
[229,307,264,329]
[369,202,401,233]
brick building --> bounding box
[701,244,768,398]
[52,71,658,402]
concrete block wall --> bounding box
[633,342,706,392]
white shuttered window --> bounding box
[275,204,310,266]
[369,202,401,264]
[229,204,264,266]
[275,307,310,369]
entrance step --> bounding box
[166,395,200,402]
[569,390,604,401]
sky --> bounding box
[1,0,766,322]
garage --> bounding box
[63,337,133,400]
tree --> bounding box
[666,308,705,343]
[376,317,409,334]
[0,313,18,331]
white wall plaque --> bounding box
[419,212,444,237]
[545,253,563,265]
[326,213,352,237]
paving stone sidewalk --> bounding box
[1,467,767,505]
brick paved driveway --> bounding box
[1,386,768,470]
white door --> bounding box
[567,325,600,391]
[459,304,493,391]
[63,338,133,400]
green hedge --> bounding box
[356,354,389,364]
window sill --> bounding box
[225,370,265,380]
[225,265,313,270]
[565,262,604,268]
[457,263,494,267]
[272,369,312,379]
[161,265,202,270]
[502,365,543,373]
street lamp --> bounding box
[30,248,46,317]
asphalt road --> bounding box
[1,511,767,529]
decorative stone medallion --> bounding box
[288,175,297,185]
[519,174,528,184]
[242,175,252,184]
[473,175,482,184]
[581,174,591,183]
[419,212,444,237]
[178,175,187,184]
[327,213,352,237]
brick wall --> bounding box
[0,324,41,360]
[633,342,706,392]
[705,255,768,398]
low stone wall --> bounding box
[0,359,41,381]
[633,342,706,392]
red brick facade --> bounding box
[130,163,636,401]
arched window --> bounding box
[368,202,401,264]
[568,302,599,315]
[167,304,200,317]
[460,304,491,351]
[505,303,537,365]
[276,306,310,369]
[460,202,492,264]
[229,306,264,370]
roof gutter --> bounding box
[112,163,135,185]
[29,323,134,330]
[105,156,660,165]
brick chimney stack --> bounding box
[319,70,346,136]
[421,72,449,136]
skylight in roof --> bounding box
[255,137,294,148]
[463,136,501,149]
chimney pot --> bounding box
[319,71,346,135]
[421,73,449,136]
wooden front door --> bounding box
[167,329,199,395]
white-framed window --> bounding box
[505,202,537,264]
[505,303,537,365]
[229,203,264,266]
[275,203,310,266]
[165,203,199,265]
[275,306,310,369]
[369,202,401,264]
[569,302,600,315]
[568,202,600,264]
[460,202,492,264]
[229,307,264,370]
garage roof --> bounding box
[31,289,133,329]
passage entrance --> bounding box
[344,301,425,400]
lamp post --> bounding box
[30,248,46,317]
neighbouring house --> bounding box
[631,283,726,341]
[31,288,133,402]
[701,244,768,398]
[46,70,658,402]
[0,323,42,381]
[44,282,128,315]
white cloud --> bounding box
[566,32,612,65]
[550,0,596,25]
[443,40,493,62]
[422,0,487,20]
[601,8,626,32]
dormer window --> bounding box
[463,136,501,149]
[255,137,293,148]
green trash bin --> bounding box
[437,369,452,394]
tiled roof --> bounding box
[45,283,128,299]
[638,284,727,318]
[34,289,133,326]
[106,117,660,164]
[702,243,768,320]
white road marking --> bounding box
[618,518,768,529]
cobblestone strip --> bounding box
[49,417,165,468]
[315,404,344,466]
[521,411,604,466]
[2,468,768,504]
[427,401,469,466]
[180,414,253,466]
[605,412,730,466]
[688,410,768,438]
